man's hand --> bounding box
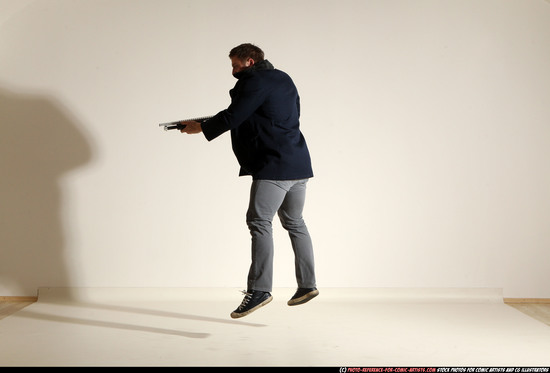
[180,121,202,134]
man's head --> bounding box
[229,43,264,76]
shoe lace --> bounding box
[237,290,252,310]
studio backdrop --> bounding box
[1,0,549,298]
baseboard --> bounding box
[0,296,38,302]
[2,292,549,304]
[504,298,550,304]
[34,287,505,304]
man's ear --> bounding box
[246,58,255,67]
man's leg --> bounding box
[231,180,286,318]
[245,180,288,292]
[277,179,317,290]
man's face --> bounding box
[231,56,253,76]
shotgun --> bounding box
[159,116,213,131]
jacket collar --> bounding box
[252,59,274,71]
[233,59,274,79]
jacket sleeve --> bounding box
[201,74,268,141]
[201,112,230,141]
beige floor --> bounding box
[1,288,550,367]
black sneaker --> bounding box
[230,290,273,319]
[287,287,319,306]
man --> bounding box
[180,43,318,318]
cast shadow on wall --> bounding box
[0,86,92,296]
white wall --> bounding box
[1,0,549,298]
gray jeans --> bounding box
[246,179,316,292]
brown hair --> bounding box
[229,43,265,62]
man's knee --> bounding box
[279,215,305,232]
[247,217,273,235]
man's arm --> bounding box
[201,75,268,141]
[180,74,267,140]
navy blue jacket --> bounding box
[201,60,313,180]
